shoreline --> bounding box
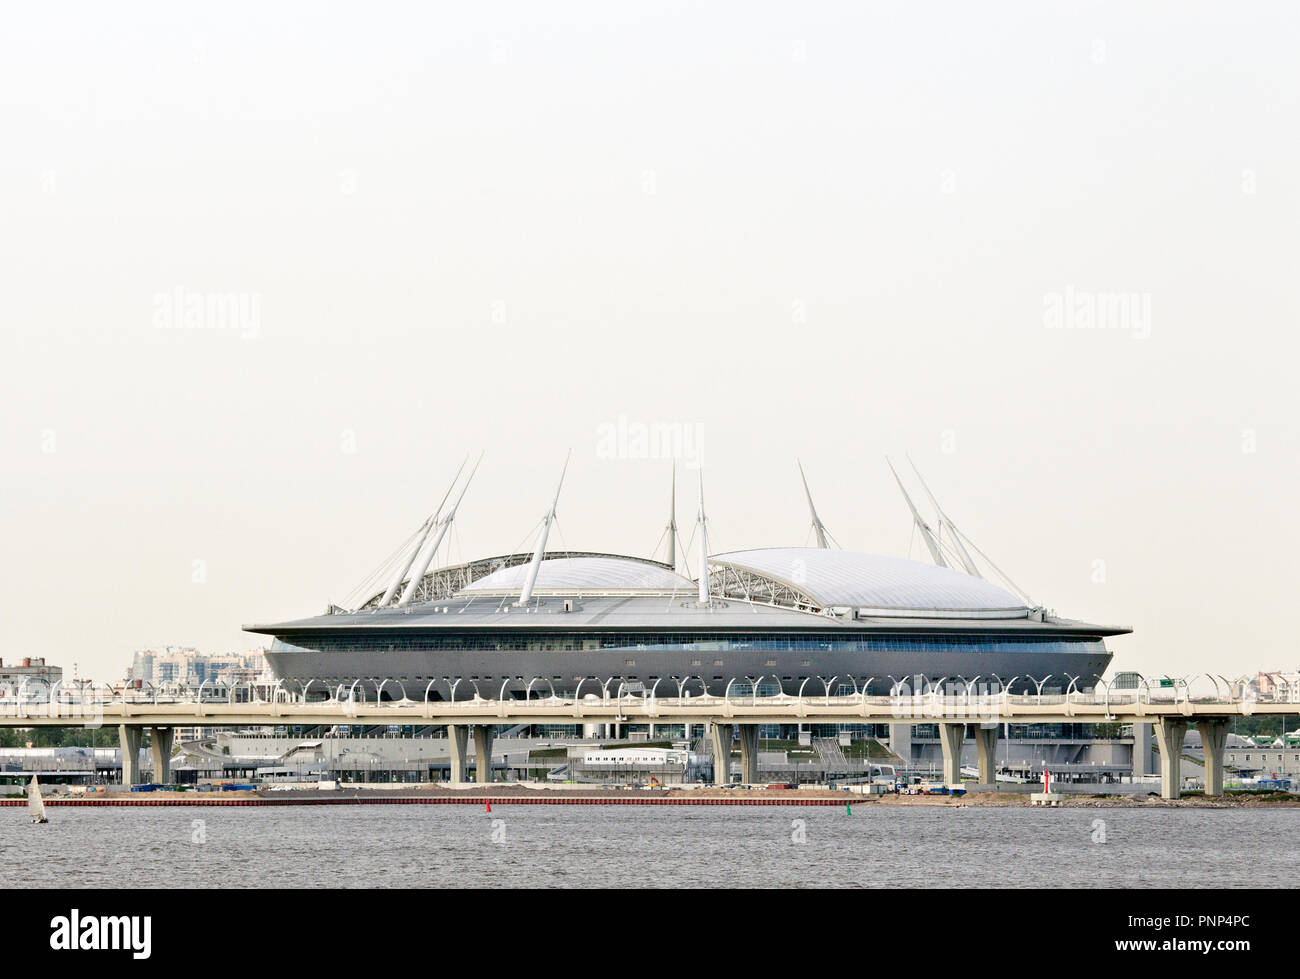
[6,787,1297,809]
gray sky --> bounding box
[2,2,1296,683]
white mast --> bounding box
[377,517,435,608]
[665,463,677,572]
[798,459,831,549]
[908,456,981,576]
[516,452,570,607]
[696,472,710,604]
[396,453,483,607]
[377,456,467,609]
[887,457,948,568]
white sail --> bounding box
[27,775,47,823]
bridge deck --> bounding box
[3,693,1292,727]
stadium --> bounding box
[245,459,1128,701]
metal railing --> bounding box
[2,671,1295,723]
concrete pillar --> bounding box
[447,724,469,783]
[1132,722,1152,779]
[1154,718,1187,800]
[710,723,733,783]
[149,727,174,784]
[889,723,912,765]
[937,723,965,786]
[737,725,760,784]
[118,725,142,786]
[1196,719,1229,797]
[974,724,999,785]
[473,725,495,784]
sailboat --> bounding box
[27,776,48,824]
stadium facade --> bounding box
[245,459,1129,701]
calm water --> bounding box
[2,805,1294,888]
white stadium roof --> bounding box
[459,547,1029,617]
[710,547,1029,615]
[463,555,697,595]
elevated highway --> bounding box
[3,680,1291,799]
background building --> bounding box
[128,647,269,688]
[0,657,63,696]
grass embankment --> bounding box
[842,739,896,760]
